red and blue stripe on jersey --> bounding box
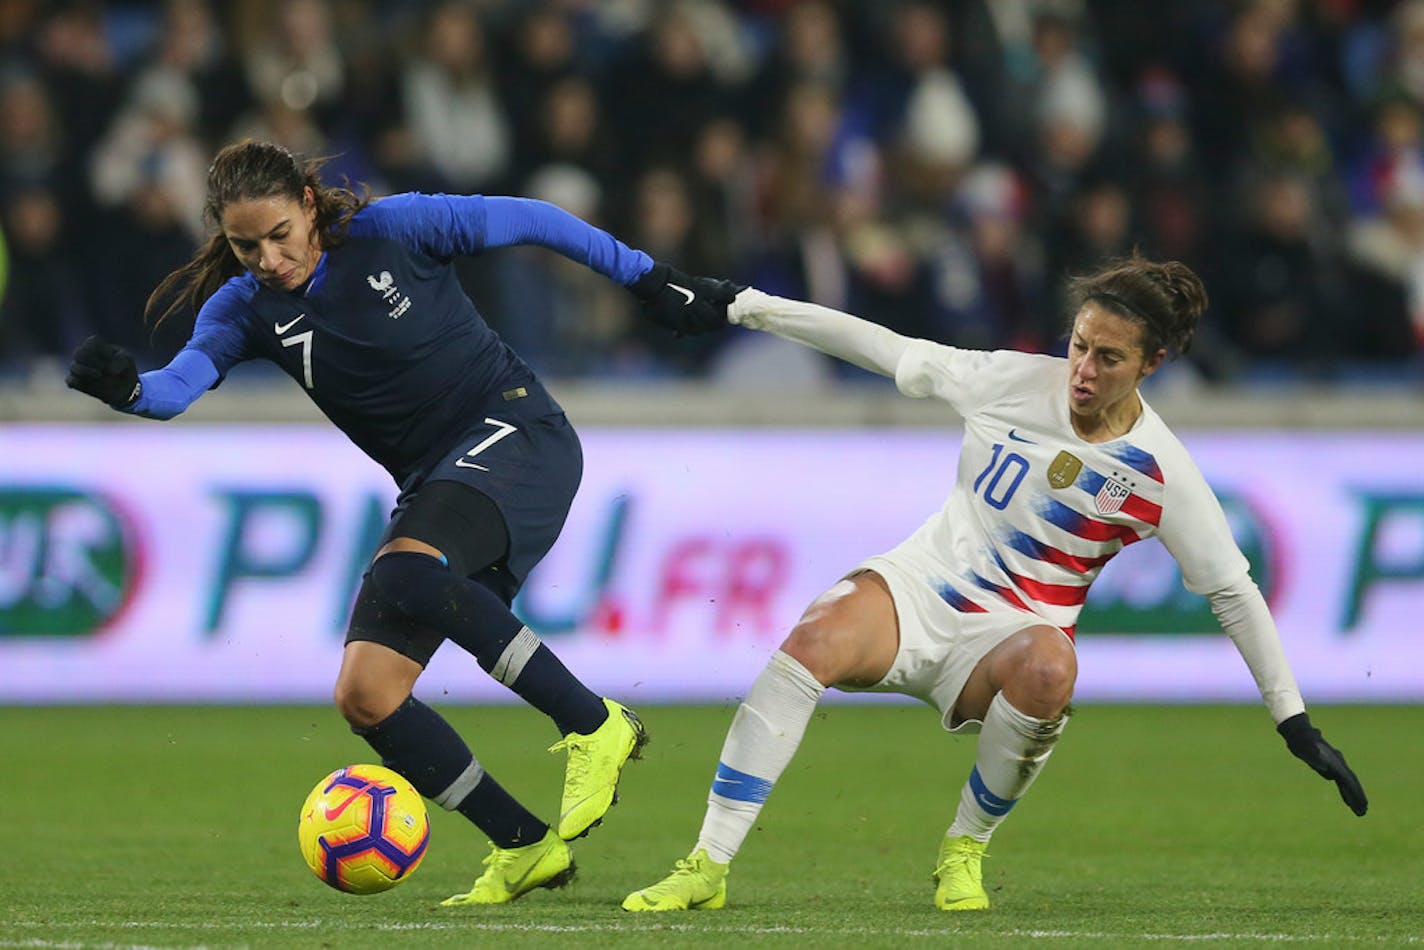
[934,442,1165,636]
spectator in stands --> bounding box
[603,5,733,175]
[0,70,62,197]
[1018,12,1110,238]
[890,1,982,206]
[1216,172,1347,370]
[137,0,251,145]
[502,3,580,164]
[89,69,208,242]
[1191,2,1292,186]
[1128,70,1213,269]
[1346,153,1424,352]
[30,1,121,189]
[918,162,1047,353]
[239,0,346,134]
[0,185,87,367]
[517,76,617,194]
[398,1,511,195]
[741,0,850,142]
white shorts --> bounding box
[840,554,1073,733]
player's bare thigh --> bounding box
[952,624,1077,724]
[780,570,900,689]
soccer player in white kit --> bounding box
[622,255,1367,913]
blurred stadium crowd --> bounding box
[2,0,1423,387]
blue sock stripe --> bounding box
[968,766,1017,817]
[711,761,775,804]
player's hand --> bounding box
[66,336,142,407]
[630,262,743,336]
[1277,712,1367,816]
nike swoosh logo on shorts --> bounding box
[275,314,306,334]
[668,283,696,305]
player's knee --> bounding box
[780,618,850,687]
[1003,634,1076,717]
[368,549,445,614]
[333,673,403,729]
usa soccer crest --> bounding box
[1095,478,1131,515]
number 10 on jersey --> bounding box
[973,443,1029,510]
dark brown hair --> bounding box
[145,140,372,329]
[1064,253,1208,357]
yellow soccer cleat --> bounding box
[439,830,575,906]
[933,834,990,911]
[548,698,648,840]
[621,849,729,912]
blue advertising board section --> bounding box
[1,425,1419,705]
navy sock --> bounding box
[502,640,609,736]
[371,552,606,735]
[453,774,547,848]
[356,696,546,848]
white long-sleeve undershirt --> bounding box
[729,288,910,378]
[1207,576,1305,724]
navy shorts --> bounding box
[381,408,582,601]
[345,407,582,665]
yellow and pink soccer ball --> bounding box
[297,764,430,894]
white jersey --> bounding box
[729,288,1303,721]
[885,340,1249,637]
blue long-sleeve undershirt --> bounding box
[480,196,653,285]
[123,347,219,418]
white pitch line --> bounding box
[3,920,1422,945]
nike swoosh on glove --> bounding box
[630,262,743,336]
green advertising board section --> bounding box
[0,487,131,637]
[1078,493,1269,634]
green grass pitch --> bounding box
[4,702,1419,948]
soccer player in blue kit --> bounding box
[65,139,738,905]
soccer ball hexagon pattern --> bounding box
[297,763,430,894]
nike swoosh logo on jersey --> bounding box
[1008,429,1036,444]
[668,283,696,305]
[274,314,306,334]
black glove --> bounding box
[1277,712,1368,816]
[630,262,742,336]
[66,336,142,407]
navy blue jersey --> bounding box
[130,193,652,484]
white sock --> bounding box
[695,650,825,864]
[947,691,1068,842]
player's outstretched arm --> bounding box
[1206,578,1367,816]
[728,288,911,378]
[629,262,742,336]
[1277,713,1368,816]
[442,194,741,336]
